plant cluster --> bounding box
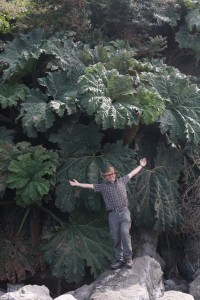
[0,0,200,287]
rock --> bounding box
[189,274,200,300]
[192,268,200,280]
[54,295,77,300]
[6,284,24,293]
[73,256,164,300]
[179,238,199,280]
[72,284,93,300]
[155,253,166,270]
[0,284,53,300]
[164,279,177,288]
[159,291,194,300]
[132,228,159,258]
[1,257,194,300]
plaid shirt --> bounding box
[93,175,130,210]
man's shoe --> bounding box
[125,259,133,268]
[111,260,124,269]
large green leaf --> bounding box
[0,29,46,81]
[19,89,55,137]
[56,140,136,212]
[50,123,137,212]
[50,122,104,212]
[38,71,77,117]
[50,122,103,157]
[105,46,136,74]
[0,83,28,108]
[77,40,135,74]
[135,86,165,124]
[147,72,200,144]
[78,62,140,129]
[42,211,113,282]
[46,35,85,75]
[7,147,58,207]
[133,142,183,231]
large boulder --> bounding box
[73,256,164,300]
[0,285,52,300]
[68,256,194,300]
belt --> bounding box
[107,207,127,213]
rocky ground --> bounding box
[0,256,198,300]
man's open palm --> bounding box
[69,179,79,186]
[140,158,147,167]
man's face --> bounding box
[105,172,116,183]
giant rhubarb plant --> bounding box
[0,28,199,283]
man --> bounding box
[69,157,147,269]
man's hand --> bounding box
[140,158,147,167]
[128,157,147,179]
[69,179,79,186]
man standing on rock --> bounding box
[69,158,147,269]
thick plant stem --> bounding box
[17,207,31,236]
[16,204,64,236]
[36,204,64,227]
[123,123,139,145]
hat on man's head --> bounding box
[102,166,118,176]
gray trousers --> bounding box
[108,207,132,262]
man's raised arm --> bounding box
[128,158,147,179]
[69,179,94,189]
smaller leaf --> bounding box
[0,84,28,109]
[38,71,78,116]
[7,147,58,207]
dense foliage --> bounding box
[0,0,200,287]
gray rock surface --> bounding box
[189,273,200,300]
[54,295,77,300]
[159,291,194,300]
[0,256,195,300]
[74,256,164,300]
[0,284,52,300]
